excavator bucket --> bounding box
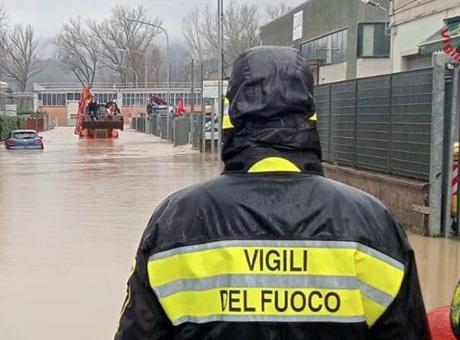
[75,87,124,139]
[82,116,124,131]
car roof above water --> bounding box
[12,130,37,134]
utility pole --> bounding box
[191,59,195,113]
[217,0,224,162]
[201,63,206,153]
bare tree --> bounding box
[266,2,292,21]
[182,1,261,76]
[224,2,261,65]
[0,24,40,92]
[182,7,204,64]
[55,18,98,86]
[88,5,163,84]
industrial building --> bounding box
[261,0,460,83]
[261,0,391,84]
[33,83,202,126]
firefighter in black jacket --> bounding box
[115,46,430,339]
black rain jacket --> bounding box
[115,46,430,340]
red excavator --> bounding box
[75,86,124,139]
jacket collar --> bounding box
[222,146,324,175]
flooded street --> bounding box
[1,127,460,339]
[0,127,219,340]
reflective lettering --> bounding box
[261,290,272,312]
[274,290,288,312]
[291,291,307,312]
[243,248,308,273]
[325,292,341,313]
[244,249,258,271]
[243,290,256,312]
[266,250,281,271]
[308,291,323,312]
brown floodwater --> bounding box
[0,127,459,339]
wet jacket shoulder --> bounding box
[115,46,429,340]
[115,175,429,340]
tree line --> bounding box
[0,2,292,92]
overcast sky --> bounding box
[3,0,303,41]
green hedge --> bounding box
[0,115,25,140]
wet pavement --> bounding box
[1,127,460,339]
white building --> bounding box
[390,0,460,72]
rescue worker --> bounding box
[115,46,430,339]
[88,97,99,121]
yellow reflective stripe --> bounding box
[248,157,301,173]
[149,247,346,287]
[147,242,405,326]
[356,251,404,298]
[148,247,402,297]
[222,97,235,129]
[160,288,364,326]
[310,112,318,121]
[223,115,235,129]
[362,295,386,326]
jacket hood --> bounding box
[222,46,322,174]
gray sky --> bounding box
[3,0,303,41]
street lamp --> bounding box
[115,48,147,88]
[127,18,171,140]
[126,18,170,105]
[217,0,224,162]
[360,0,390,35]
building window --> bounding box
[301,29,348,65]
[358,23,390,58]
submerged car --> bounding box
[4,130,44,150]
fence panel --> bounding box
[356,75,391,173]
[330,81,357,166]
[316,68,433,181]
[390,69,433,180]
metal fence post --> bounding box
[443,64,460,237]
[328,84,332,163]
[388,75,393,175]
[429,54,450,236]
[354,79,359,168]
[201,112,206,153]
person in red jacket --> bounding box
[115,46,430,340]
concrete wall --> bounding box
[324,163,429,235]
[356,58,392,78]
[391,2,460,72]
[319,62,348,84]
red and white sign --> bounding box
[453,164,458,195]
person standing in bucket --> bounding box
[114,46,430,340]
